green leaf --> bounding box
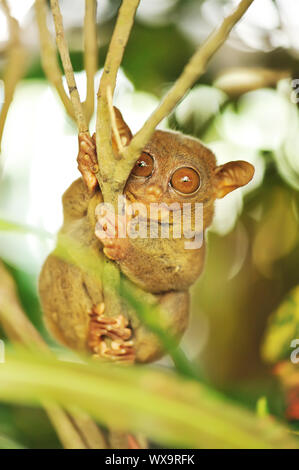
[0,347,297,449]
[0,434,26,449]
[262,285,299,363]
[256,396,269,418]
[0,219,52,239]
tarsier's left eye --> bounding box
[171,167,201,195]
[131,152,154,178]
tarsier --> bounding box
[39,108,254,363]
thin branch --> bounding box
[0,261,107,449]
[83,0,98,125]
[94,0,140,348]
[44,406,88,449]
[0,1,27,152]
[34,0,74,121]
[96,0,140,202]
[67,410,108,449]
[117,0,255,188]
[50,0,88,133]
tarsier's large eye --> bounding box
[131,152,154,178]
[171,167,201,195]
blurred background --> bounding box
[0,0,298,448]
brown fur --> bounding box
[39,178,189,362]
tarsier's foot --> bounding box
[77,133,98,194]
[87,303,135,363]
[95,205,131,261]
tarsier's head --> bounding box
[113,108,255,230]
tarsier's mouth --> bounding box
[124,190,185,225]
[124,190,189,211]
[124,189,164,206]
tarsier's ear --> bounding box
[214,160,255,199]
[112,107,132,154]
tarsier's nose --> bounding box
[145,184,163,201]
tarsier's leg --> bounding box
[77,133,98,194]
[87,303,135,363]
[87,290,189,365]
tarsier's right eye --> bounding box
[171,167,201,195]
[131,152,154,178]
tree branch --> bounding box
[96,0,140,203]
[94,0,140,349]
[83,0,98,125]
[50,0,88,133]
[35,0,75,121]
[116,0,255,190]
[0,0,27,152]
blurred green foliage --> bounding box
[0,0,299,449]
[262,286,299,364]
[0,347,297,449]
[0,404,61,449]
[26,20,194,95]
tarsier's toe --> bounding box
[87,306,135,364]
[79,132,95,148]
[97,216,117,240]
[78,133,98,167]
[80,140,93,157]
[95,207,131,261]
[95,219,129,260]
[77,133,99,193]
[99,339,135,363]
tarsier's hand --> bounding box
[77,133,98,194]
[95,203,132,261]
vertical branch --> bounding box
[96,0,140,203]
[94,0,139,333]
[34,0,74,121]
[45,406,87,449]
[0,0,27,152]
[50,0,88,133]
[83,0,98,125]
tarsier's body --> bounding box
[39,108,254,363]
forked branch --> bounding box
[35,0,75,121]
[96,0,140,202]
[83,0,98,124]
[108,0,255,195]
[50,0,88,133]
[94,0,140,353]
